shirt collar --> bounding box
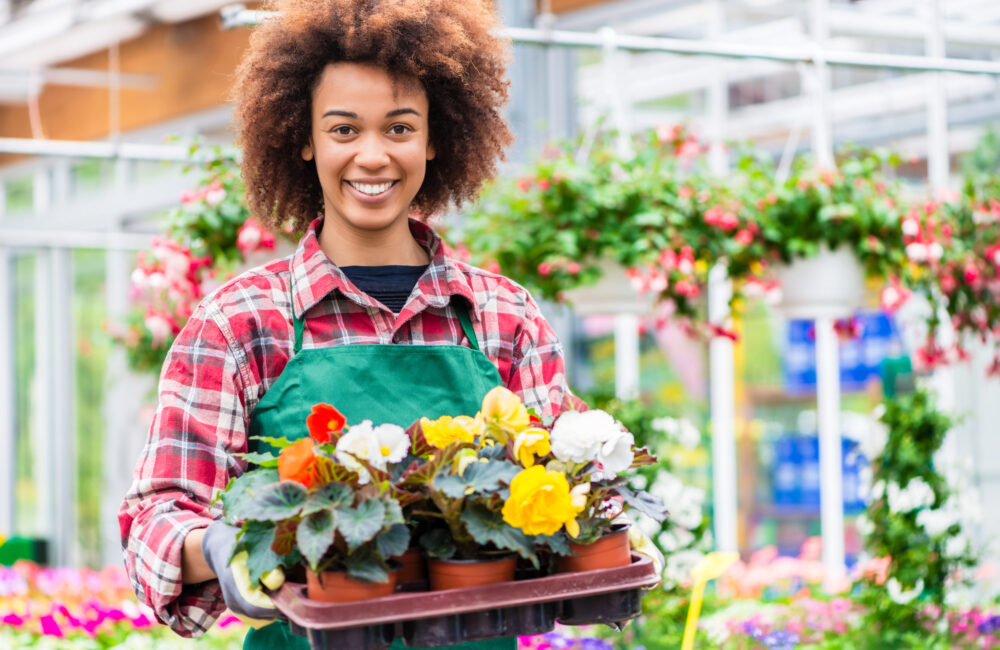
[288,217,478,320]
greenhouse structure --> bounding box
[1,0,999,648]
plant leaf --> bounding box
[535,532,572,556]
[233,451,280,468]
[406,419,434,457]
[345,550,390,584]
[617,486,669,522]
[297,510,336,571]
[628,446,657,470]
[249,435,293,450]
[301,482,352,517]
[376,524,411,559]
[312,455,358,485]
[271,519,299,556]
[419,528,456,560]
[239,521,281,585]
[460,505,537,567]
[241,482,307,521]
[220,469,280,524]
[383,499,405,526]
[336,499,386,551]
[434,460,521,499]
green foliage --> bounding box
[433,459,520,498]
[460,505,536,564]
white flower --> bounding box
[335,420,409,483]
[886,477,935,513]
[649,470,684,505]
[657,526,694,552]
[629,474,648,490]
[855,513,874,537]
[859,419,888,461]
[550,409,634,475]
[944,535,969,559]
[144,314,172,347]
[205,187,227,206]
[664,550,704,587]
[928,242,944,260]
[147,271,167,290]
[901,218,920,237]
[652,416,701,449]
[673,487,705,529]
[916,507,959,537]
[871,480,886,500]
[886,577,923,604]
[905,242,928,262]
[130,268,148,289]
[632,512,661,538]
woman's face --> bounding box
[302,63,434,234]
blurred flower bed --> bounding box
[0,561,244,648]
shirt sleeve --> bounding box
[118,301,251,637]
[506,293,586,417]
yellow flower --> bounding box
[451,448,480,476]
[513,427,551,467]
[694,259,708,275]
[502,465,585,537]
[480,386,529,442]
[421,415,479,449]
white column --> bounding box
[0,249,15,536]
[51,248,76,566]
[709,265,738,553]
[925,0,949,191]
[809,0,834,168]
[815,316,846,579]
[614,313,640,400]
[32,252,54,548]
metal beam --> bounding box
[0,229,153,250]
[218,4,1000,75]
[0,138,232,162]
[0,249,14,538]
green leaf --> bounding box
[617,486,669,522]
[460,505,537,566]
[419,528,456,560]
[382,499,405,526]
[336,499,386,550]
[233,451,279,468]
[376,524,411,559]
[433,460,521,499]
[220,468,280,523]
[240,521,281,585]
[241,482,308,521]
[297,510,336,571]
[535,532,572,556]
[346,550,390,584]
[271,519,298,556]
[301,483,352,517]
[249,435,293,450]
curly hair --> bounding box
[232,0,513,234]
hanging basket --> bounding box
[773,245,866,319]
[561,260,654,316]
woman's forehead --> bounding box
[313,62,427,114]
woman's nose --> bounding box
[354,134,390,169]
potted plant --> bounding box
[218,404,416,603]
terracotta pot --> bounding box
[427,555,517,591]
[306,568,398,603]
[558,525,631,573]
[394,548,427,588]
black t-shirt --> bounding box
[340,265,428,314]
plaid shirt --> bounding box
[118,218,573,637]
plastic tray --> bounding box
[268,554,658,649]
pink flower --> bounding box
[237,218,276,256]
[880,281,912,312]
[656,123,681,143]
[517,178,532,192]
[567,262,581,275]
[735,229,754,246]
[678,185,694,200]
[964,263,981,285]
[537,178,551,191]
[537,262,552,276]
[204,181,226,207]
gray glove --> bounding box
[201,520,282,621]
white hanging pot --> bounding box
[561,259,655,315]
[773,245,866,319]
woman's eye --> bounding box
[389,124,411,135]
[333,126,354,136]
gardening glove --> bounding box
[201,520,286,628]
[622,518,665,588]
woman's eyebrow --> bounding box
[386,108,421,118]
[322,109,358,119]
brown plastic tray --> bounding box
[268,554,657,649]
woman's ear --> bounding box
[301,140,314,162]
[426,140,436,161]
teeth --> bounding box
[349,181,394,196]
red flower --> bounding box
[537,178,551,191]
[537,262,552,276]
[306,403,346,443]
[735,229,754,246]
[278,438,319,488]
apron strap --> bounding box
[455,299,480,352]
[290,282,305,355]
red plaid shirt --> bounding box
[118,218,573,636]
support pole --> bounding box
[809,0,834,168]
[0,249,14,537]
[49,248,76,566]
[709,265,738,553]
[614,313,640,401]
[706,0,738,555]
[815,316,846,579]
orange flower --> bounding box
[306,403,346,443]
[278,438,319,488]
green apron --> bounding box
[243,295,514,650]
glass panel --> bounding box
[4,174,33,215]
[13,253,39,537]
[73,249,109,568]
[71,159,115,197]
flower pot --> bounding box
[773,245,866,319]
[306,568,398,603]
[558,525,631,573]
[394,548,427,591]
[561,260,655,315]
[427,555,517,591]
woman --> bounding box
[120,1,647,648]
